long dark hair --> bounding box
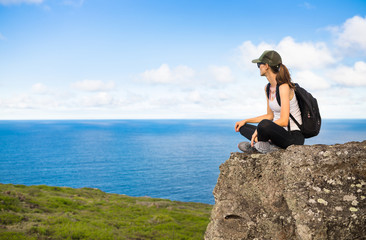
[270,63,295,89]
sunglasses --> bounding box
[257,62,265,68]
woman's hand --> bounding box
[235,120,246,132]
[251,130,258,147]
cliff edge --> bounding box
[205,141,366,240]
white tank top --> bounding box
[268,90,302,131]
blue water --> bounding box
[0,119,365,204]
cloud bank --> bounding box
[1,15,366,119]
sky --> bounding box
[0,0,366,119]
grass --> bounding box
[0,183,212,239]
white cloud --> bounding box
[208,65,234,83]
[140,64,171,83]
[238,37,336,71]
[2,94,32,109]
[140,64,195,84]
[314,86,366,118]
[329,61,366,86]
[31,83,49,94]
[277,37,336,70]
[188,90,202,104]
[78,92,115,107]
[238,40,273,71]
[0,0,43,5]
[72,80,115,92]
[0,93,60,110]
[293,70,330,90]
[0,33,5,40]
[332,15,366,53]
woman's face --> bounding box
[259,63,268,76]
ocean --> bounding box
[0,119,365,204]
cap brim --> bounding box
[251,59,261,63]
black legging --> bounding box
[239,119,305,149]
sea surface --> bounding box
[0,119,365,204]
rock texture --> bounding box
[205,141,366,240]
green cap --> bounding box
[251,50,282,66]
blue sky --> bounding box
[0,0,366,119]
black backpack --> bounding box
[266,83,321,138]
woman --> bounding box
[234,50,304,153]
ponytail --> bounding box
[270,63,294,89]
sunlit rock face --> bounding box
[205,141,366,240]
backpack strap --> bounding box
[266,83,282,107]
[280,85,302,131]
[289,85,302,130]
[267,83,291,132]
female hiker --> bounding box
[234,50,304,153]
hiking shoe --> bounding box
[238,142,256,153]
[254,141,280,154]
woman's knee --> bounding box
[257,119,273,132]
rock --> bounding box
[205,141,366,240]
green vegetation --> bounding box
[0,184,212,239]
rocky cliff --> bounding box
[205,141,366,240]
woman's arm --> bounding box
[274,84,291,127]
[235,85,274,132]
